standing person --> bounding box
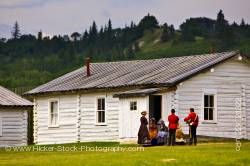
[138,111,149,144]
[168,109,179,146]
[184,108,199,145]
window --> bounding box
[49,100,59,127]
[0,117,2,136]
[130,101,137,111]
[97,98,105,124]
[204,94,215,121]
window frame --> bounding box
[95,97,107,125]
[130,101,137,111]
[202,89,217,123]
[48,98,60,128]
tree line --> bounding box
[0,10,250,89]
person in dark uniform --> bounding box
[168,109,179,146]
[184,108,199,145]
[138,111,149,144]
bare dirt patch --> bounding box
[161,158,177,163]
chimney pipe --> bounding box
[85,57,91,77]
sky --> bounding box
[0,0,250,38]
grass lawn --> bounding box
[0,142,250,166]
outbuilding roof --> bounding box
[26,51,239,95]
[0,86,33,108]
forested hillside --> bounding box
[0,10,250,92]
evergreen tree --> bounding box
[11,21,21,39]
[104,24,108,32]
[99,26,104,39]
[138,13,159,32]
[107,19,112,33]
[161,23,169,42]
[215,10,235,48]
[71,32,81,41]
[82,30,89,40]
[89,21,98,43]
[98,26,105,47]
[232,21,238,27]
[180,17,216,38]
[38,30,43,40]
[130,21,136,29]
[107,19,113,46]
[216,10,228,25]
[216,10,228,33]
[169,25,175,35]
[240,18,246,27]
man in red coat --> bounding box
[168,109,179,146]
[184,108,199,145]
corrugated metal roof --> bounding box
[26,51,238,95]
[0,86,33,107]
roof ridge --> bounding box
[90,51,238,65]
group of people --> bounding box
[138,108,199,146]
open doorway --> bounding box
[149,95,162,122]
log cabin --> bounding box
[25,51,250,144]
[0,86,33,147]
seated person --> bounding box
[157,120,168,145]
[175,124,186,145]
[149,118,158,145]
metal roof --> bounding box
[26,51,239,95]
[0,86,33,107]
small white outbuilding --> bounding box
[0,86,33,147]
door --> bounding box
[149,95,162,122]
[119,98,142,138]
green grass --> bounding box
[1,142,250,166]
